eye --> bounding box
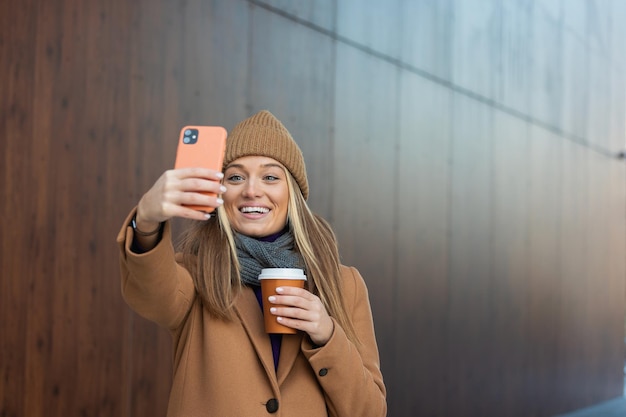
[264,174,280,181]
[226,174,244,182]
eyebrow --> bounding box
[225,163,284,170]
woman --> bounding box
[117,110,386,416]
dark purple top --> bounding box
[253,286,282,370]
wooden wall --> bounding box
[2,1,625,416]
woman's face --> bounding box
[222,155,290,238]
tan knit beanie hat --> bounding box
[224,110,309,200]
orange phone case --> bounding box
[174,125,227,213]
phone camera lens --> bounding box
[183,137,191,144]
[184,129,192,136]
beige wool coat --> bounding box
[117,210,387,417]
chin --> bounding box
[236,226,276,238]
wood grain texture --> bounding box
[2,1,625,416]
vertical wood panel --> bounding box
[174,0,249,128]
[608,68,626,153]
[562,0,587,37]
[80,3,134,415]
[583,153,622,401]
[332,42,399,395]
[610,0,626,68]
[450,0,500,101]
[608,160,626,393]
[530,5,563,129]
[1,0,39,414]
[400,0,453,81]
[124,3,180,416]
[336,0,402,59]
[527,125,563,416]
[446,95,493,416]
[256,0,336,32]
[394,73,451,416]
[6,0,68,415]
[562,28,589,140]
[587,49,611,151]
[491,112,530,417]
[497,0,532,115]
[558,141,589,410]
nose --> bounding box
[242,178,261,198]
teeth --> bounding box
[241,206,269,214]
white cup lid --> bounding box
[258,268,307,280]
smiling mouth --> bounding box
[240,206,270,214]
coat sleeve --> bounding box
[116,208,196,330]
[301,266,387,417]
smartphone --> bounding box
[174,125,227,213]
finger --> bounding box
[275,286,314,299]
[270,306,316,321]
[168,205,214,221]
[268,294,312,310]
[177,190,224,208]
[162,198,222,220]
[174,167,224,181]
[138,170,221,223]
[179,178,227,194]
[275,313,333,345]
[159,170,224,198]
[275,316,304,331]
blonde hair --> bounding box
[177,167,359,345]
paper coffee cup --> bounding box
[259,268,307,334]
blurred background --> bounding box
[2,0,626,416]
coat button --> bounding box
[266,398,279,413]
[319,368,328,376]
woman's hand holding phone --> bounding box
[135,125,227,231]
[136,167,226,227]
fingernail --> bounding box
[276,287,284,293]
[204,213,212,219]
[216,172,224,179]
[216,198,224,205]
[268,296,276,302]
[220,185,227,192]
[270,307,277,313]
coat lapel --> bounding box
[233,288,277,384]
[233,287,305,388]
[276,333,302,386]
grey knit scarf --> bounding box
[235,232,305,287]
